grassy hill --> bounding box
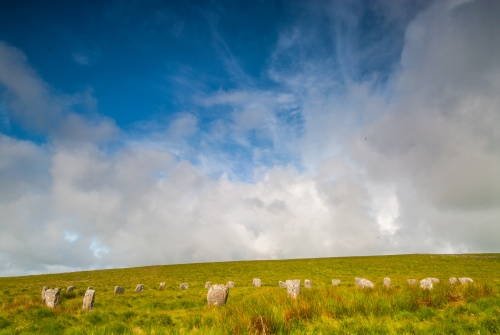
[0,254,499,334]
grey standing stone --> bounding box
[459,277,473,284]
[44,288,61,308]
[42,286,48,302]
[420,278,433,290]
[279,281,286,288]
[135,284,144,292]
[82,289,95,311]
[331,279,341,286]
[159,282,166,290]
[180,283,188,290]
[449,277,457,285]
[114,286,125,294]
[407,279,417,286]
[286,279,300,299]
[226,281,235,288]
[253,278,262,287]
[207,284,229,306]
[205,282,212,289]
[304,279,312,288]
[355,278,374,289]
[66,286,75,294]
[383,278,391,288]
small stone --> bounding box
[253,278,262,287]
[407,279,417,286]
[66,286,75,294]
[87,286,93,290]
[383,278,391,288]
[420,278,433,290]
[355,278,374,289]
[459,277,473,284]
[42,286,48,302]
[114,286,125,294]
[207,284,229,306]
[449,277,457,285]
[304,279,312,288]
[286,279,300,299]
[180,283,188,290]
[429,278,440,284]
[279,280,286,288]
[226,281,235,288]
[205,282,212,289]
[159,282,166,290]
[44,288,61,308]
[135,284,144,292]
[82,289,95,311]
[331,279,341,286]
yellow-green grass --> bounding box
[0,254,499,334]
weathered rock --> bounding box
[420,278,433,290]
[159,282,166,290]
[331,279,341,286]
[66,286,75,294]
[42,286,48,302]
[207,284,229,306]
[286,279,300,299]
[226,281,235,288]
[135,284,144,292]
[383,278,391,288]
[44,288,61,308]
[205,281,212,289]
[459,277,473,284]
[114,286,125,294]
[449,277,457,285]
[429,278,440,284]
[355,278,374,289]
[82,289,95,311]
[407,279,418,286]
[279,280,286,288]
[180,283,188,290]
[304,279,312,288]
[253,278,262,287]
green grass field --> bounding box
[1,254,499,334]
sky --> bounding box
[0,0,499,277]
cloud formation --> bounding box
[0,0,499,276]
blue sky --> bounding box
[1,0,499,276]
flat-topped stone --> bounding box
[44,288,61,308]
[355,278,374,289]
[82,289,95,311]
[332,279,341,286]
[207,284,229,306]
[253,278,262,287]
[420,278,433,290]
[286,279,300,299]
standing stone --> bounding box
[66,286,75,294]
[407,279,417,286]
[449,277,457,285]
[114,286,125,294]
[226,281,235,288]
[180,283,188,290]
[279,281,286,288]
[304,279,312,288]
[383,278,391,288]
[159,282,166,290]
[82,289,95,311]
[459,277,473,284]
[205,282,212,289]
[253,278,262,287]
[42,286,48,302]
[286,279,301,299]
[44,288,61,308]
[355,278,374,289]
[420,278,433,290]
[331,279,341,286]
[135,284,144,292]
[207,284,229,306]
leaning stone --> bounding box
[82,289,95,311]
[383,278,391,288]
[66,286,75,294]
[180,283,188,290]
[42,286,48,302]
[253,278,262,287]
[332,279,341,286]
[226,281,235,288]
[44,288,61,308]
[449,277,457,285]
[407,279,417,286]
[205,281,212,289]
[207,284,229,306]
[459,277,473,284]
[304,279,312,288]
[159,282,166,290]
[420,278,433,290]
[355,278,374,289]
[114,286,125,294]
[135,284,144,292]
[286,279,300,299]
[279,281,286,288]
